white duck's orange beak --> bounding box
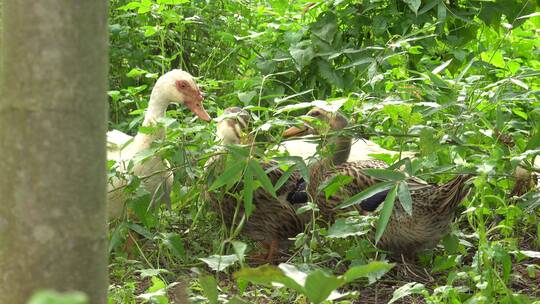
[283,125,309,138]
[184,92,211,122]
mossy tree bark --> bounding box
[0,1,108,303]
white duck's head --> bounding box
[282,107,348,137]
[151,69,211,121]
[216,107,251,145]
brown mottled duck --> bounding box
[205,107,306,262]
[283,107,474,254]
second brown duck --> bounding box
[283,107,473,254]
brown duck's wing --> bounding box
[312,160,388,219]
[207,158,305,243]
[262,160,303,196]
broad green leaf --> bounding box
[248,159,277,198]
[209,161,245,191]
[397,181,413,216]
[432,255,458,273]
[481,50,505,69]
[311,12,338,43]
[337,181,394,209]
[304,270,343,304]
[374,185,398,244]
[327,218,370,238]
[319,174,353,199]
[228,297,251,304]
[199,276,218,304]
[234,265,304,293]
[231,240,247,265]
[403,0,421,14]
[362,168,406,181]
[162,233,185,258]
[290,41,315,71]
[126,222,154,239]
[200,254,239,272]
[388,282,427,304]
[317,59,344,88]
[238,91,257,104]
[343,261,394,284]
[418,0,440,15]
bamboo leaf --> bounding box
[374,185,398,244]
[337,181,394,209]
[243,167,254,217]
[248,159,277,198]
[209,161,245,191]
[362,168,406,181]
[397,181,413,216]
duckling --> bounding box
[284,107,474,254]
[205,107,305,262]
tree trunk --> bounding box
[0,1,108,303]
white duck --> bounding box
[107,69,211,220]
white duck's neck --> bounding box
[132,90,170,151]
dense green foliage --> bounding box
[107,0,540,303]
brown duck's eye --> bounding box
[311,110,320,117]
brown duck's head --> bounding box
[216,107,252,145]
[282,107,349,138]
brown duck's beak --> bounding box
[185,93,211,122]
[283,125,309,138]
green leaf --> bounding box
[138,268,171,279]
[338,57,375,70]
[200,254,239,272]
[317,59,344,88]
[397,181,413,216]
[319,174,353,199]
[337,181,394,209]
[388,282,427,304]
[403,0,421,14]
[327,218,370,238]
[157,0,190,4]
[290,41,315,71]
[311,12,338,43]
[243,167,254,217]
[228,296,251,304]
[275,165,296,191]
[343,261,395,284]
[374,185,398,244]
[362,168,406,181]
[481,50,505,69]
[234,265,304,293]
[126,222,154,239]
[209,161,245,191]
[304,270,343,304]
[231,240,247,265]
[238,91,257,104]
[432,255,458,273]
[199,275,219,304]
[248,159,277,198]
[162,233,185,258]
